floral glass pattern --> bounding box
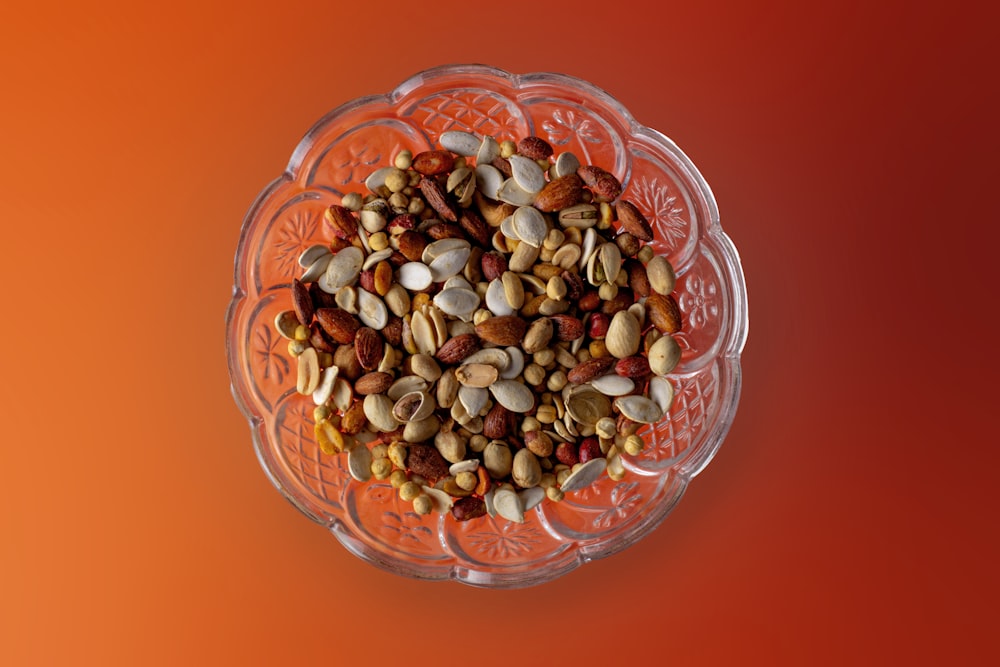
[226,65,748,588]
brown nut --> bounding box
[549,314,584,342]
[291,278,314,326]
[435,333,482,364]
[475,315,528,346]
[411,150,455,176]
[406,443,450,481]
[324,205,358,240]
[555,441,579,467]
[458,209,490,246]
[481,251,508,281]
[577,165,622,201]
[354,327,383,371]
[316,308,361,344]
[517,136,554,160]
[566,356,616,385]
[533,173,584,212]
[354,371,394,395]
[615,355,651,379]
[419,177,458,222]
[451,496,487,522]
[646,293,682,334]
[524,430,553,457]
[483,403,513,440]
[333,344,363,381]
[397,230,428,262]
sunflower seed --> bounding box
[361,248,393,271]
[579,227,597,271]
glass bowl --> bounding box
[226,64,748,588]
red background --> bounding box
[2,1,998,664]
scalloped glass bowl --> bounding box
[226,65,748,588]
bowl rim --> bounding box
[226,63,748,587]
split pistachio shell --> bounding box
[274,310,300,339]
[387,374,429,401]
[599,243,622,286]
[404,416,440,443]
[320,246,364,293]
[489,380,535,412]
[392,390,436,423]
[559,458,607,493]
[614,395,664,424]
[440,130,480,156]
[558,203,598,229]
[299,244,331,268]
[348,444,373,482]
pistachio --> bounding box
[647,333,682,375]
[646,255,677,295]
[512,449,542,488]
[363,394,399,432]
[348,444,373,482]
[440,130,480,157]
[483,441,513,479]
[605,310,641,359]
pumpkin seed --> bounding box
[429,247,472,282]
[300,253,332,282]
[500,347,525,380]
[648,376,675,414]
[475,163,503,200]
[298,243,331,268]
[552,151,581,179]
[458,385,489,417]
[319,246,364,293]
[559,458,607,493]
[497,178,536,206]
[489,380,535,412]
[493,488,525,523]
[566,389,611,425]
[423,238,471,264]
[614,395,664,424]
[519,486,546,512]
[433,287,480,318]
[509,155,545,193]
[485,278,515,316]
[348,444,373,482]
[589,374,635,396]
[356,288,388,330]
[440,130,480,156]
[364,166,396,194]
[512,206,547,248]
[477,135,500,165]
[462,347,510,371]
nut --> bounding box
[533,173,584,212]
[483,441,513,479]
[615,355,651,379]
[481,251,508,281]
[482,403,513,439]
[354,371,393,395]
[406,443,450,480]
[291,278,314,326]
[646,293,683,334]
[451,496,487,521]
[517,136,553,160]
[522,317,553,354]
[458,209,490,246]
[435,333,482,364]
[577,165,622,201]
[524,430,553,457]
[512,449,542,488]
[549,314,584,342]
[605,311,641,359]
[615,200,653,241]
[323,204,358,240]
[397,230,428,262]
[566,356,616,384]
[411,150,455,176]
[475,315,528,346]
[419,177,458,222]
[340,401,367,435]
[354,327,383,371]
[316,308,361,344]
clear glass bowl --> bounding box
[226,64,748,588]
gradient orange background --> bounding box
[3,1,998,664]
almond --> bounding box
[451,495,487,522]
[548,314,584,342]
[475,315,528,346]
[482,403,512,439]
[517,136,554,160]
[316,308,360,344]
[411,150,455,176]
[577,165,622,201]
[616,200,653,241]
[561,270,584,301]
[309,324,335,353]
[291,278,314,326]
[491,156,513,178]
[566,356,615,385]
[381,316,403,347]
[406,443,450,480]
[419,177,458,222]
[615,355,651,379]
[646,293,682,334]
[354,371,394,395]
[578,290,601,312]
[481,251,508,281]
[615,231,641,257]
[397,230,428,262]
[435,333,482,365]
[458,209,490,246]
[625,259,651,297]
[323,204,358,240]
[425,222,464,240]
[533,173,583,212]
[309,282,337,310]
[354,327,383,371]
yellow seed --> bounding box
[394,149,413,170]
[598,282,618,301]
[399,481,421,502]
[596,417,617,439]
[539,473,557,489]
[294,324,310,341]
[589,340,609,358]
[388,192,408,209]
[598,202,614,229]
[371,443,389,459]
[499,140,516,158]
[369,232,388,251]
[539,247,555,263]
[555,467,572,485]
[473,309,492,325]
[546,486,565,502]
[313,405,331,423]
[371,458,393,479]
[413,494,433,515]
[546,370,567,392]
[624,434,645,456]
[521,416,541,433]
[637,245,654,264]
[341,192,363,211]
[536,405,557,424]
[469,434,488,453]
[455,471,477,491]
[385,168,408,193]
[411,293,430,311]
[533,349,556,367]
[389,469,409,488]
[524,363,545,386]
[576,348,592,363]
[409,171,422,187]
[287,340,307,357]
[407,197,425,216]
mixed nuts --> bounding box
[273,130,684,523]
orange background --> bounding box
[3,1,998,664]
